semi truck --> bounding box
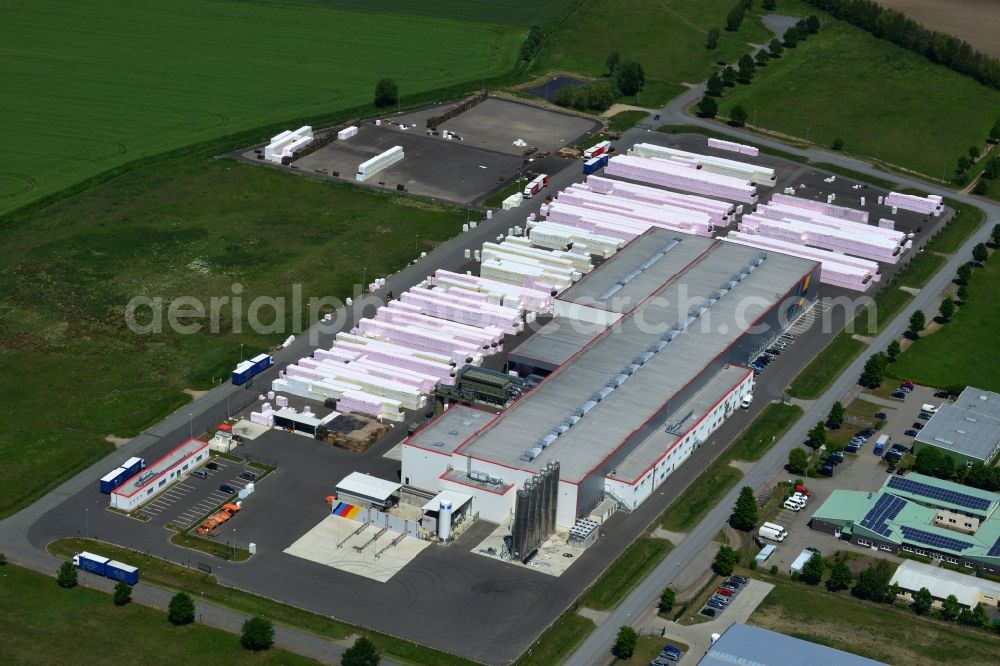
[73,552,140,584]
[583,154,609,175]
[232,353,274,385]
[522,174,549,198]
[583,140,611,159]
[98,456,145,494]
[758,522,787,542]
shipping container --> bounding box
[74,552,110,576]
[583,140,611,159]
[251,353,273,372]
[99,467,130,494]
[582,154,609,175]
[233,354,274,385]
[122,456,145,477]
[522,174,549,198]
[105,560,140,585]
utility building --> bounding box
[402,229,819,528]
[914,387,1000,465]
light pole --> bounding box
[233,528,237,560]
[414,234,420,253]
[362,267,368,292]
[85,508,89,539]
[753,107,757,127]
[189,413,193,438]
[240,343,244,363]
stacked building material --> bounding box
[337,125,359,140]
[708,137,759,157]
[502,193,523,210]
[481,237,593,275]
[582,176,735,226]
[251,402,275,426]
[356,146,404,181]
[755,200,907,251]
[722,231,878,291]
[739,214,904,263]
[885,192,944,216]
[264,126,313,163]
[605,154,758,203]
[527,221,623,258]
[431,269,554,313]
[400,287,522,334]
[629,143,776,186]
[552,187,714,235]
[769,193,869,223]
[542,199,713,240]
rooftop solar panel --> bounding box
[887,476,992,512]
[989,536,1000,558]
[858,494,905,537]
[899,526,974,552]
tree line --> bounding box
[553,53,645,113]
[802,0,1000,90]
[519,24,544,64]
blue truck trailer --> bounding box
[232,353,273,385]
[74,552,110,576]
[98,456,146,494]
[583,154,609,175]
[105,560,140,585]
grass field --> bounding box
[535,0,773,106]
[890,253,1000,392]
[607,110,650,133]
[0,563,319,665]
[717,20,1000,178]
[0,0,582,216]
[721,403,803,463]
[515,606,595,666]
[48,538,475,665]
[579,537,672,610]
[750,575,1000,665]
[0,160,463,518]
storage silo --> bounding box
[546,460,560,537]
[437,500,453,541]
[512,484,530,558]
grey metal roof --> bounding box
[405,405,494,455]
[609,364,749,482]
[459,230,816,482]
[507,316,609,369]
[954,386,1000,420]
[699,623,888,666]
[557,232,716,313]
[915,403,1000,462]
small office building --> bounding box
[914,387,1000,466]
[110,439,209,511]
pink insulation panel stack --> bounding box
[755,202,905,247]
[355,319,481,364]
[401,287,522,334]
[878,218,895,230]
[739,214,902,263]
[885,192,943,215]
[432,269,554,313]
[604,155,757,203]
[722,231,877,292]
[582,176,735,226]
[707,137,759,157]
[770,193,869,223]
[544,200,712,240]
[554,188,713,234]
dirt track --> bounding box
[874,0,1000,57]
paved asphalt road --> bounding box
[564,91,1000,666]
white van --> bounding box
[921,404,939,414]
[759,522,788,542]
[741,393,754,409]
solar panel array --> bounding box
[899,526,974,552]
[858,494,906,537]
[887,476,992,512]
[989,536,1000,558]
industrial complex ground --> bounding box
[5,1,1000,665]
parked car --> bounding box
[892,443,911,453]
[781,333,796,341]
[730,575,749,584]
[783,500,803,511]
[706,599,726,610]
[765,347,782,355]
[206,461,219,470]
[899,385,913,393]
[886,465,897,474]
[934,390,950,398]
[240,471,257,481]
[701,607,717,617]
[830,451,845,463]
[891,391,907,399]
[190,470,208,479]
[715,587,733,597]
[858,428,876,439]
[912,422,924,430]
[900,380,914,389]
[919,412,933,420]
[904,429,919,437]
[219,484,236,494]
[727,577,744,588]
[896,467,907,475]
[846,443,861,453]
[875,412,888,420]
[791,492,809,502]
[660,644,682,662]
[819,464,834,476]
[711,594,730,605]
[650,657,673,666]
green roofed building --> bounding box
[810,472,1000,575]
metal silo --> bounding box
[546,460,560,537]
[513,484,529,558]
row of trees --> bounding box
[553,53,645,113]
[697,16,821,123]
[725,0,754,33]
[54,559,383,661]
[801,0,1000,90]
[519,24,544,63]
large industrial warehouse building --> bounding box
[402,229,819,528]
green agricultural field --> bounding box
[717,20,1000,178]
[534,0,774,106]
[0,0,579,216]
[890,254,1000,393]
[0,159,464,518]
[0,564,319,665]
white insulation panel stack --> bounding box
[884,192,943,216]
[264,125,313,163]
[356,146,404,181]
[707,137,759,157]
[629,143,776,186]
[605,154,758,203]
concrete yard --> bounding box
[286,515,429,583]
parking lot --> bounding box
[136,457,263,530]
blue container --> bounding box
[251,353,273,372]
[99,467,129,494]
[105,560,140,585]
[122,456,145,478]
[76,552,109,576]
[232,360,256,385]
[582,154,609,175]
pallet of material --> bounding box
[494,237,594,273]
[354,319,484,365]
[770,193,869,223]
[526,220,623,258]
[629,142,776,186]
[430,269,553,313]
[756,203,904,245]
[605,154,758,203]
[553,188,713,234]
[884,192,943,216]
[738,214,903,264]
[317,412,389,452]
[544,200,712,240]
[707,137,759,157]
[400,288,522,333]
[582,176,735,226]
